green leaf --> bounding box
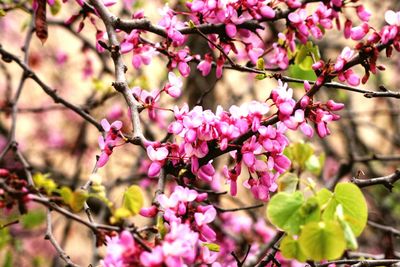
[287,65,316,83]
[295,42,321,71]
[316,188,333,208]
[0,9,6,17]
[2,251,13,267]
[156,216,167,239]
[33,173,57,195]
[255,73,267,80]
[50,0,61,15]
[305,154,323,175]
[322,183,368,236]
[280,235,307,262]
[58,186,73,205]
[298,221,346,261]
[277,172,299,193]
[0,228,11,249]
[188,20,196,28]
[336,205,358,250]
[122,185,144,216]
[284,142,314,171]
[256,58,265,70]
[267,191,304,234]
[69,190,89,212]
[111,207,132,223]
[202,243,220,252]
[300,197,320,224]
[21,210,46,229]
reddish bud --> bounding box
[0,169,9,178]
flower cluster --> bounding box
[103,186,218,266]
[0,169,31,212]
[101,231,142,267]
[272,81,344,138]
[97,119,124,168]
[141,186,218,266]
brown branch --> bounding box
[245,231,285,267]
[279,76,400,99]
[368,221,400,237]
[113,0,321,36]
[352,170,400,191]
[317,259,400,267]
[45,210,80,267]
[353,154,400,163]
[0,45,102,131]
[88,0,147,147]
[214,203,264,213]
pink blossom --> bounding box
[164,72,182,98]
[385,10,400,26]
[350,23,369,41]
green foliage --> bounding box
[277,172,299,193]
[280,235,307,262]
[298,221,346,261]
[202,243,221,252]
[58,187,89,212]
[322,183,367,236]
[2,251,13,267]
[156,216,167,239]
[266,182,368,262]
[111,185,144,223]
[294,42,320,71]
[50,0,61,15]
[21,210,46,229]
[33,173,57,195]
[284,142,324,175]
[267,191,305,235]
[0,228,11,249]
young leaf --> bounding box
[305,154,323,175]
[336,205,358,250]
[267,191,304,234]
[298,221,346,261]
[69,190,89,212]
[122,185,144,216]
[33,173,57,195]
[316,188,333,208]
[3,251,13,267]
[280,235,307,262]
[322,182,368,236]
[277,172,299,193]
[21,210,46,229]
[50,0,61,15]
[202,243,221,252]
[284,143,314,171]
[0,229,11,249]
[300,196,321,224]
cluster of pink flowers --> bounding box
[101,231,142,267]
[272,80,344,138]
[103,186,218,266]
[145,80,344,201]
[187,0,275,38]
[271,0,370,70]
[141,186,218,266]
[97,119,124,168]
[140,79,344,200]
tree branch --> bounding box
[352,170,400,191]
[88,0,147,147]
[0,45,102,131]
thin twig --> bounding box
[352,170,400,191]
[45,210,80,267]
